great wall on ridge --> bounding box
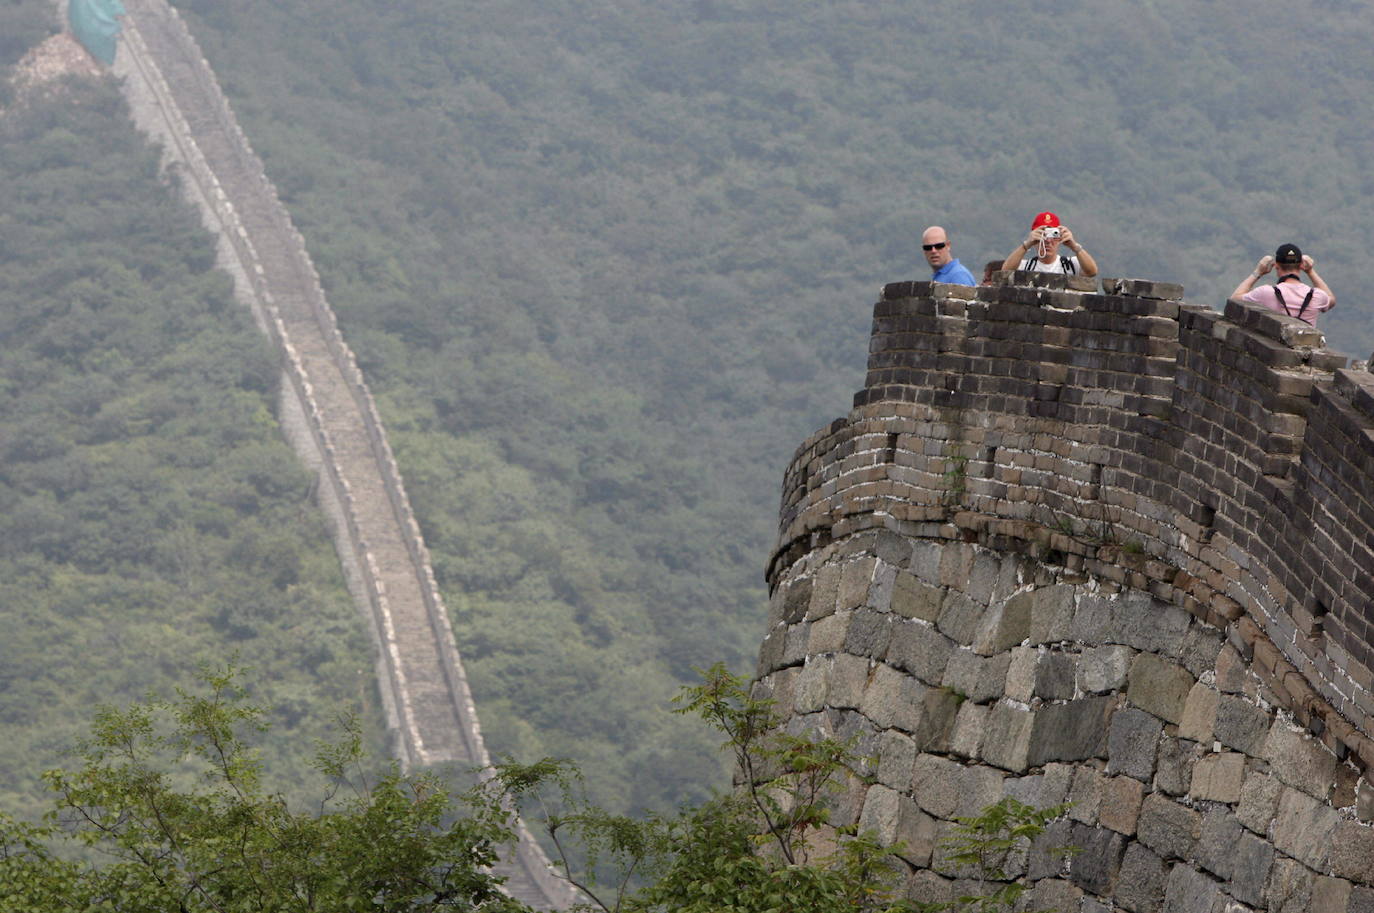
[38,2,1374,909]
[77,0,575,907]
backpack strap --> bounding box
[1271,285,1316,319]
[1061,256,1076,275]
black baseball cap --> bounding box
[1275,243,1302,264]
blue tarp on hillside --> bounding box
[69,0,127,66]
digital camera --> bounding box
[1042,227,1062,239]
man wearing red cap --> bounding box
[1230,243,1335,327]
[1001,212,1098,277]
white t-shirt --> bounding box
[1018,253,1081,275]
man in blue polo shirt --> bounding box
[922,225,977,286]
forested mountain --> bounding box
[3,0,1372,820]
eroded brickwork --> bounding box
[759,275,1374,911]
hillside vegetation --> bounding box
[3,0,1373,820]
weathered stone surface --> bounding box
[1174,625,1225,680]
[1128,653,1195,725]
[972,592,1033,655]
[807,611,849,654]
[859,662,925,730]
[1213,695,1271,756]
[782,622,810,666]
[1271,785,1338,870]
[1027,696,1115,766]
[779,578,812,625]
[806,562,842,621]
[1229,830,1274,907]
[1195,807,1242,880]
[1155,736,1198,797]
[911,753,964,819]
[1311,876,1354,913]
[1214,642,1248,693]
[912,687,963,752]
[1108,708,1163,781]
[1026,817,1074,881]
[952,764,1005,818]
[1026,585,1077,644]
[981,702,1036,773]
[876,730,917,790]
[1005,646,1037,703]
[1116,842,1168,912]
[895,798,939,867]
[1099,775,1146,835]
[1024,879,1083,913]
[837,557,878,611]
[941,648,1011,704]
[844,609,894,658]
[1351,885,1374,913]
[1236,771,1283,835]
[1067,823,1125,894]
[937,591,983,646]
[1035,651,1077,701]
[1078,644,1135,693]
[1190,751,1245,803]
[1004,763,1074,810]
[886,619,954,685]
[1069,766,1105,824]
[949,701,986,760]
[1178,682,1220,743]
[1163,863,1221,913]
[1263,721,1338,801]
[1072,589,1190,654]
[1137,793,1201,860]
[1268,856,1316,913]
[858,784,902,845]
[890,571,942,622]
[1328,820,1374,885]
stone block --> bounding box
[1108,708,1163,781]
[981,702,1036,773]
[1068,766,1105,824]
[1128,653,1196,725]
[1263,722,1338,801]
[1179,683,1220,743]
[868,562,898,611]
[890,571,942,622]
[937,591,984,645]
[965,550,1002,606]
[895,798,939,867]
[1005,647,1037,703]
[860,662,926,730]
[912,687,963,753]
[1026,585,1077,644]
[1155,736,1199,797]
[1267,856,1315,913]
[942,647,1010,703]
[953,764,1006,818]
[1099,775,1146,835]
[838,557,878,611]
[1137,793,1201,861]
[756,627,786,676]
[1272,786,1338,871]
[1236,771,1282,836]
[1026,695,1115,766]
[886,620,954,685]
[949,701,987,760]
[844,609,894,659]
[1004,763,1073,810]
[1174,625,1225,680]
[1034,651,1077,701]
[782,622,810,666]
[1066,823,1125,894]
[779,577,812,624]
[1352,886,1374,913]
[1215,695,1272,756]
[1195,807,1242,880]
[903,868,954,907]
[1163,863,1222,913]
[1026,818,1074,881]
[1328,820,1374,885]
[807,611,850,654]
[1214,642,1248,693]
[1228,830,1274,908]
[859,784,902,845]
[911,753,963,819]
[1312,877,1354,913]
[1116,843,1168,912]
[876,730,917,790]
[1073,589,1191,654]
[972,593,1033,655]
[1190,751,1245,803]
[806,562,842,622]
[1078,644,1135,693]
[1023,879,1083,913]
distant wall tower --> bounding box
[755,274,1374,911]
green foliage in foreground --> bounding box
[0,665,1070,912]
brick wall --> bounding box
[759,274,1374,910]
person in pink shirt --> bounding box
[1231,243,1335,326]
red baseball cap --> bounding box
[1031,211,1060,230]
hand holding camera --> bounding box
[1301,254,1315,273]
[1255,255,1275,276]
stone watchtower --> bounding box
[754,273,1374,911]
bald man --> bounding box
[922,226,977,286]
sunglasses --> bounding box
[922,242,947,251]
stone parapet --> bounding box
[763,277,1374,909]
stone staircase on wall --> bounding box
[97,1,574,907]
